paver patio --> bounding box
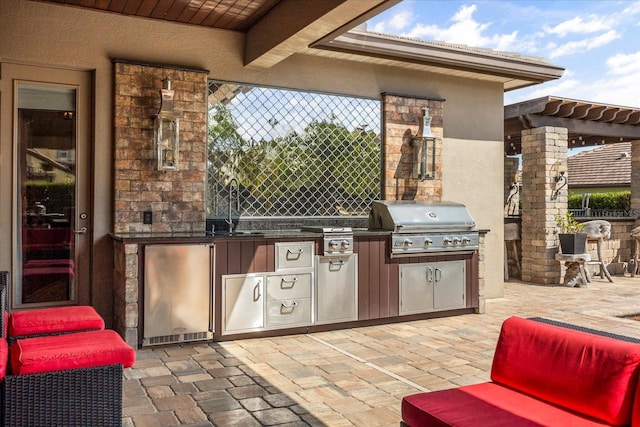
[122,276,640,426]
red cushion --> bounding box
[491,316,640,426]
[402,382,613,427]
[0,339,8,380]
[10,330,135,375]
[9,305,104,337]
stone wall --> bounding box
[113,61,208,233]
[381,94,443,201]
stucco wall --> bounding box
[0,0,507,316]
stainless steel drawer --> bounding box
[275,241,314,271]
[266,273,312,300]
[265,298,311,327]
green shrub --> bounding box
[568,191,630,210]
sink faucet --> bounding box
[226,178,240,232]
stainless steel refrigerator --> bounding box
[143,244,214,346]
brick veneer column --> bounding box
[520,126,567,284]
[113,61,208,233]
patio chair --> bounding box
[0,271,136,426]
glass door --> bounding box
[5,65,92,307]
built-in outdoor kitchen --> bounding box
[110,61,486,348]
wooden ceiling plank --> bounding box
[163,0,190,20]
[188,0,219,25]
[200,0,236,27]
[135,0,159,16]
[175,0,206,23]
[149,0,175,19]
[109,0,128,13]
[122,0,145,14]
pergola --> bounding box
[505,96,640,155]
[503,96,640,285]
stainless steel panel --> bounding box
[265,298,311,327]
[399,260,466,315]
[222,274,264,334]
[275,242,314,270]
[399,264,434,315]
[433,261,466,310]
[391,231,479,256]
[143,244,213,346]
[315,254,358,324]
[266,273,312,300]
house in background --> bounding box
[568,142,631,194]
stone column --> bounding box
[520,126,568,284]
[631,140,640,214]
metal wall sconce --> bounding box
[551,160,567,200]
[412,107,436,180]
[154,79,180,171]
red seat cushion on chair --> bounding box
[9,305,105,337]
[0,339,8,380]
[402,382,614,427]
[10,329,136,375]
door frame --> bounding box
[0,63,93,309]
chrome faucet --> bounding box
[226,178,240,232]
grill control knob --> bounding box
[462,237,471,245]
[341,239,351,249]
[453,237,461,245]
[329,240,339,249]
[424,238,433,246]
[443,237,452,245]
[403,239,413,247]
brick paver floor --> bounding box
[122,276,640,426]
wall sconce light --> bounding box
[551,160,567,200]
[412,107,436,180]
[154,79,180,171]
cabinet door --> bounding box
[433,261,466,310]
[316,255,358,324]
[222,274,264,334]
[399,264,434,315]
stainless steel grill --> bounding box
[369,200,479,257]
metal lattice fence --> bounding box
[207,81,381,219]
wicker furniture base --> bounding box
[3,364,123,427]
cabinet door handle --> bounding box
[253,280,262,301]
[426,266,434,283]
[434,268,442,283]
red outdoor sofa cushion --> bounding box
[9,305,104,338]
[401,316,640,427]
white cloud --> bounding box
[548,30,619,58]
[543,15,613,37]
[400,4,520,51]
[370,9,415,33]
[606,51,640,75]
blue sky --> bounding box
[367,0,640,108]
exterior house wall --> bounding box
[0,0,506,323]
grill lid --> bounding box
[369,200,476,232]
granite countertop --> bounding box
[110,228,391,243]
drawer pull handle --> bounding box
[287,248,304,254]
[281,301,298,309]
[329,260,345,266]
[281,277,297,289]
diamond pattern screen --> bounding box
[207,81,381,219]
